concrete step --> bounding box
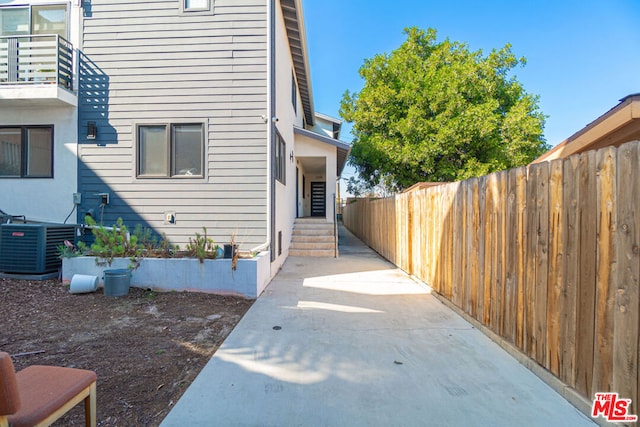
[291,235,335,243]
[292,228,334,236]
[289,248,336,257]
[294,217,329,224]
[293,223,334,230]
[290,241,335,250]
[290,219,337,257]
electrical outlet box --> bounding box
[164,211,176,224]
[73,193,82,205]
[99,193,109,205]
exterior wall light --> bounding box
[87,122,97,140]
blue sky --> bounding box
[302,0,640,180]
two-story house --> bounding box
[1,0,349,278]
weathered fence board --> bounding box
[515,167,527,350]
[504,170,518,345]
[524,165,538,359]
[575,150,596,397]
[592,146,616,397]
[560,154,579,387]
[534,162,550,368]
[477,176,486,323]
[613,142,639,415]
[547,158,564,376]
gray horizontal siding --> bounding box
[78,0,269,248]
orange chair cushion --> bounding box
[7,365,97,427]
[0,352,20,415]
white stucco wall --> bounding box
[270,0,305,271]
[0,106,78,223]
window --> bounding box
[0,5,68,38]
[275,131,286,184]
[291,71,297,113]
[0,126,53,178]
[180,0,214,14]
[0,7,29,36]
[137,123,204,178]
[32,5,68,39]
[184,0,209,10]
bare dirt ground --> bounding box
[0,278,253,426]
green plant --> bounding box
[86,217,144,268]
[57,240,80,258]
[132,225,175,258]
[153,233,175,257]
[185,227,219,263]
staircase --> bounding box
[289,218,337,257]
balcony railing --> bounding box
[0,34,73,90]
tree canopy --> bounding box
[340,27,549,191]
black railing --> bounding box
[333,192,338,258]
[0,34,73,90]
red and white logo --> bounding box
[591,392,638,422]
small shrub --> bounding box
[133,225,175,258]
[57,240,80,258]
[185,227,219,263]
[86,217,144,268]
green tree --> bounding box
[340,27,549,191]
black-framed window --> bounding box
[291,71,297,113]
[275,131,286,185]
[137,123,204,178]
[0,126,53,178]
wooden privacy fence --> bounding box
[343,140,640,414]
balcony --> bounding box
[0,34,76,107]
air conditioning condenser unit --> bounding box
[0,223,77,274]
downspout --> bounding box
[268,0,277,262]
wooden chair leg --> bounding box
[84,382,97,427]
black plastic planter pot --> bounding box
[223,244,237,259]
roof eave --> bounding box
[281,0,315,127]
[532,94,640,164]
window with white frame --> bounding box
[0,4,68,38]
[275,131,286,184]
[137,123,204,178]
[180,0,214,14]
[0,126,53,178]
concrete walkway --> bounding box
[161,225,595,427]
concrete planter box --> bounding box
[62,252,271,298]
